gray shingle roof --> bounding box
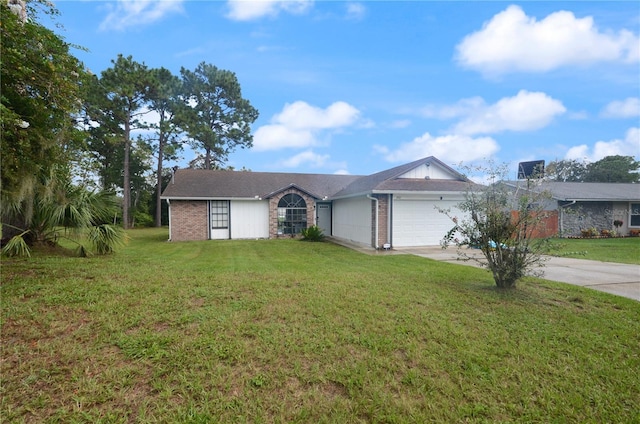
[161,169,362,200]
[332,156,470,197]
[161,156,472,200]
[504,181,640,201]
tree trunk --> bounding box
[123,115,131,229]
[155,130,165,227]
[204,148,212,170]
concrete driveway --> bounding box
[397,247,640,302]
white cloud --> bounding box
[99,0,184,31]
[376,133,500,164]
[253,101,362,151]
[275,101,360,130]
[456,5,640,76]
[601,97,640,118]
[566,127,640,162]
[226,0,313,21]
[453,90,566,135]
[420,97,485,120]
[389,119,412,129]
[253,125,315,151]
[279,150,330,168]
[345,2,366,20]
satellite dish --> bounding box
[518,160,545,179]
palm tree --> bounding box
[1,170,127,257]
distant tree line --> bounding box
[1,1,257,255]
[546,156,639,183]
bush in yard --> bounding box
[440,162,556,289]
[300,225,324,242]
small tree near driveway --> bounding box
[439,162,556,289]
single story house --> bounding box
[503,181,640,237]
[160,156,472,248]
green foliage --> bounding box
[1,1,86,210]
[88,54,152,229]
[584,155,640,183]
[87,224,127,255]
[1,172,127,257]
[300,225,325,241]
[179,62,259,170]
[548,155,639,183]
[441,162,555,288]
[1,231,31,258]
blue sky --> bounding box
[51,1,639,177]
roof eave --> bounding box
[160,196,265,201]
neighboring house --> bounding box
[503,181,640,237]
[160,156,472,248]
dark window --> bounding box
[277,194,307,235]
[211,201,229,229]
[631,203,640,227]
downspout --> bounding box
[559,200,576,236]
[387,194,392,247]
[367,195,379,249]
[166,198,171,241]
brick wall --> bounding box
[370,194,390,248]
[510,210,559,238]
[170,201,208,241]
[268,189,316,238]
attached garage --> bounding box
[391,196,465,247]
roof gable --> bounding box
[332,156,469,198]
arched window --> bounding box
[277,193,307,235]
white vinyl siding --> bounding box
[332,197,372,245]
[398,162,455,180]
[392,196,464,246]
[230,200,269,239]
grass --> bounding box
[550,237,640,264]
[2,228,639,423]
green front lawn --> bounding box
[2,228,639,422]
[551,237,640,264]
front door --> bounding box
[316,203,331,236]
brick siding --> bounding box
[170,200,208,241]
[268,189,316,239]
[370,194,390,248]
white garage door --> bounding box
[392,199,461,247]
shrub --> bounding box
[300,225,324,242]
[439,161,554,289]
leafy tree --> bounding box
[440,162,555,289]
[1,0,86,236]
[97,55,152,229]
[146,67,184,226]
[546,159,587,182]
[547,156,639,183]
[179,62,259,170]
[584,155,639,183]
[0,1,127,257]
